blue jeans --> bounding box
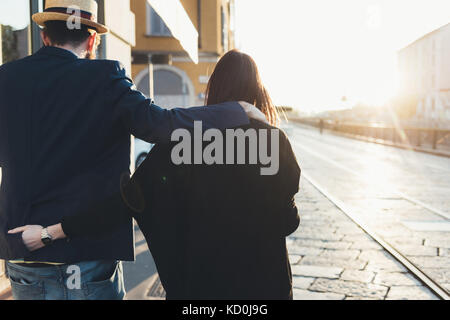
[6,260,125,300]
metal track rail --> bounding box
[302,171,450,300]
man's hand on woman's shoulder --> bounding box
[239,102,269,124]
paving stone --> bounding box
[342,234,383,250]
[291,265,343,279]
[309,278,388,299]
[365,259,406,272]
[386,286,438,300]
[401,221,450,232]
[409,256,450,269]
[373,272,422,286]
[438,248,450,256]
[320,249,361,260]
[344,296,378,300]
[342,234,374,242]
[287,177,445,301]
[300,256,367,270]
[293,289,345,300]
[335,226,365,235]
[389,236,425,246]
[420,268,450,284]
[291,230,343,241]
[293,238,352,250]
[288,246,324,257]
[414,231,450,241]
[396,245,438,257]
[289,254,302,264]
[334,222,363,230]
[424,238,450,249]
[340,270,375,283]
[359,250,394,262]
[300,220,333,228]
[445,283,450,292]
[292,277,314,290]
[349,240,383,250]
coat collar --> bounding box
[35,46,79,60]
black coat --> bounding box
[0,46,249,262]
[62,119,301,299]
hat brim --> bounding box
[32,12,109,35]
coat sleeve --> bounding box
[0,231,30,260]
[106,62,249,144]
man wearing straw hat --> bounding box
[0,0,258,300]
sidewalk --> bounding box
[288,179,437,300]
[0,288,12,300]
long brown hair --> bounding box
[205,50,279,126]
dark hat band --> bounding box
[44,7,96,22]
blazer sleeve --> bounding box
[105,62,249,144]
[61,173,142,239]
[61,191,132,239]
[0,232,31,260]
[60,144,168,239]
[277,131,301,237]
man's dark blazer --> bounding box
[0,46,248,263]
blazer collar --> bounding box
[36,46,79,60]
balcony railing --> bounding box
[293,118,450,154]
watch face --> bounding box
[42,237,52,246]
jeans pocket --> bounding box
[83,261,125,300]
[8,275,45,300]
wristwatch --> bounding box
[41,228,54,246]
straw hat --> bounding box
[32,0,109,34]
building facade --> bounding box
[398,23,450,127]
[0,0,136,295]
[131,0,236,108]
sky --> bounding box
[0,0,31,31]
[235,0,450,113]
[1,0,449,113]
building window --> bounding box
[146,3,172,37]
[0,0,31,64]
[138,69,185,97]
[221,6,229,51]
[0,0,43,65]
[229,0,236,45]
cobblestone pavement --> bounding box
[288,179,438,300]
[286,123,450,299]
[131,125,447,300]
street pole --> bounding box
[148,55,154,100]
[0,26,3,65]
[30,0,43,54]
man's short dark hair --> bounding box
[43,20,94,47]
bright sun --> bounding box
[235,0,450,112]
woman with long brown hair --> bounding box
[10,50,301,300]
[205,49,279,126]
